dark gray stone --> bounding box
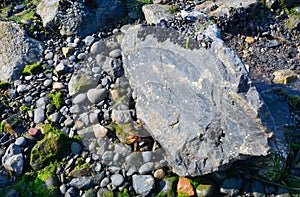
[132,175,155,197]
[220,177,243,196]
[71,142,82,155]
[37,0,125,37]
[0,21,44,82]
[69,175,103,190]
[121,19,275,176]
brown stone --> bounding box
[273,69,297,84]
[177,177,195,196]
[93,124,108,138]
[28,128,39,136]
[153,169,166,179]
[245,36,255,44]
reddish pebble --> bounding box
[177,177,195,196]
[28,128,39,136]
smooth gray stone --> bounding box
[73,93,87,104]
[109,49,122,58]
[110,174,124,187]
[121,17,275,176]
[87,88,108,104]
[90,41,106,55]
[141,151,153,163]
[100,177,110,188]
[138,162,155,175]
[132,175,155,197]
[34,106,45,124]
[84,36,95,46]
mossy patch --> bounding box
[0,81,9,89]
[107,122,133,143]
[4,163,59,197]
[30,124,71,170]
[47,92,65,109]
[21,62,45,75]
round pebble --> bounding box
[110,174,124,187]
[138,162,155,175]
[84,35,95,46]
[15,137,26,147]
[100,177,110,188]
[24,96,33,103]
[73,93,87,104]
[153,169,166,179]
[109,49,122,58]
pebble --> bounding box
[21,19,31,25]
[15,137,26,147]
[28,128,39,136]
[92,67,101,74]
[153,169,165,179]
[141,151,153,163]
[59,184,67,194]
[265,39,281,48]
[102,151,115,164]
[24,96,33,103]
[138,162,155,175]
[45,52,54,60]
[84,36,95,46]
[87,88,108,104]
[77,53,87,60]
[43,79,53,87]
[73,93,87,104]
[71,141,82,155]
[90,41,106,55]
[34,107,45,124]
[220,177,243,196]
[100,177,110,187]
[109,49,122,58]
[110,174,124,187]
[93,124,108,138]
[17,84,27,93]
[177,177,195,196]
[55,62,65,73]
[49,112,61,123]
[52,82,64,90]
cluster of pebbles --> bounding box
[0,0,300,196]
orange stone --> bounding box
[177,177,195,196]
[245,36,255,44]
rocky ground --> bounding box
[0,0,300,197]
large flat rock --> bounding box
[0,21,44,82]
[121,15,275,176]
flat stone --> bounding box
[196,182,214,197]
[110,174,124,187]
[111,109,132,124]
[100,177,110,188]
[132,175,155,197]
[121,17,275,176]
[17,84,27,93]
[141,151,153,163]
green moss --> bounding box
[117,188,131,197]
[21,62,45,75]
[47,92,65,109]
[108,123,133,143]
[73,76,89,92]
[20,105,32,112]
[100,191,115,197]
[0,121,5,132]
[169,5,175,14]
[30,124,71,170]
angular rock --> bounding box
[142,4,174,24]
[273,69,297,85]
[68,72,98,96]
[121,15,275,176]
[0,21,44,82]
[177,177,195,196]
[2,144,23,176]
[132,175,155,197]
[87,88,108,104]
[37,0,125,37]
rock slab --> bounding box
[121,18,275,176]
[0,21,44,82]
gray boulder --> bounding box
[36,0,125,37]
[0,21,44,82]
[121,14,276,176]
[2,144,23,176]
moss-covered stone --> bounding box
[0,115,23,136]
[30,124,71,170]
[107,122,134,143]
